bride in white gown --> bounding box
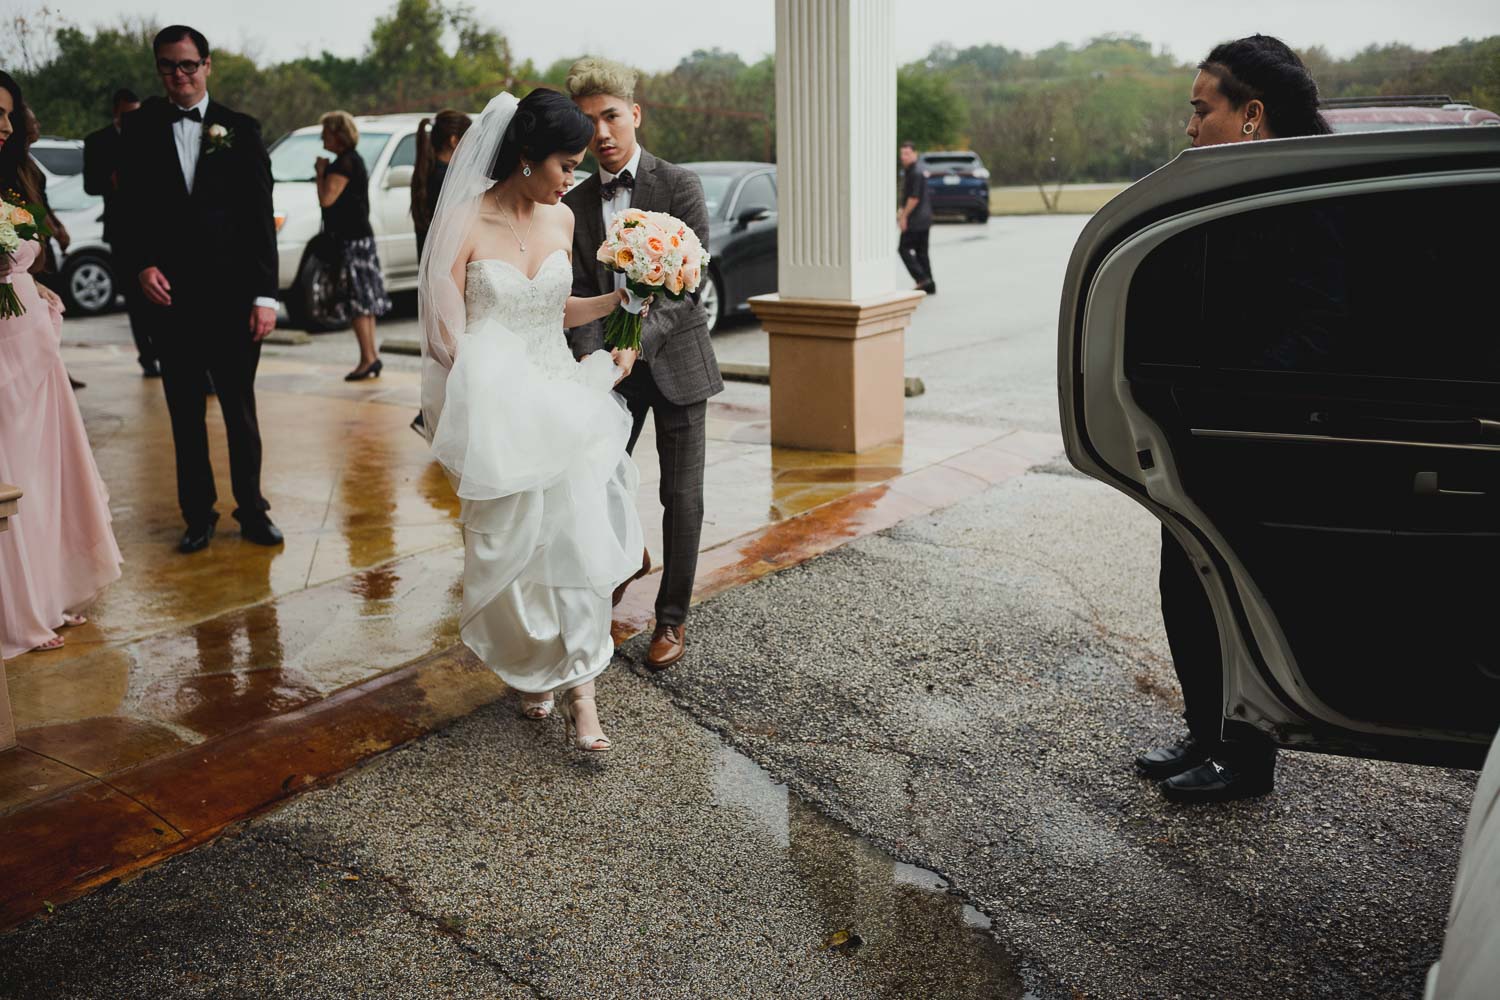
[419,89,646,753]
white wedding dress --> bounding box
[432,248,643,694]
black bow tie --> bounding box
[600,169,634,199]
[172,106,203,123]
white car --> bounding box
[270,114,433,330]
[45,173,117,315]
[1058,125,1500,997]
[31,137,83,181]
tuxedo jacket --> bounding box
[82,125,127,247]
[117,96,277,318]
[564,150,723,406]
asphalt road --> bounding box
[11,216,1475,999]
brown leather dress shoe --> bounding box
[646,623,686,671]
[612,548,652,607]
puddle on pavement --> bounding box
[711,742,1038,998]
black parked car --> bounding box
[918,150,990,223]
[682,161,777,334]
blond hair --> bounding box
[320,110,359,151]
[565,57,638,104]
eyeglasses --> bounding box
[157,58,205,78]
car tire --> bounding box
[287,254,350,332]
[973,210,990,224]
[701,269,725,335]
[61,252,117,316]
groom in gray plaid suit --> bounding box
[564,57,723,671]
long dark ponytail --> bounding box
[411,109,472,232]
[1199,35,1332,139]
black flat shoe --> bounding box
[344,359,383,382]
[178,521,216,554]
[141,360,162,378]
[239,517,285,547]
[409,410,425,436]
[1135,735,1209,780]
[1159,758,1274,805]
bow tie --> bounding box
[172,106,203,123]
[600,169,634,199]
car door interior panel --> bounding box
[1123,181,1499,740]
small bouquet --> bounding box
[596,209,710,352]
[0,192,52,318]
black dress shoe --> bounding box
[1135,735,1209,780]
[239,517,285,546]
[1159,758,1274,804]
[141,360,162,377]
[344,359,383,382]
[178,522,216,554]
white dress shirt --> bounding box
[171,93,210,195]
[599,146,643,292]
[171,92,277,312]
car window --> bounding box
[734,173,776,216]
[1125,183,1499,383]
[695,174,735,217]
[921,154,979,167]
[31,145,83,175]
[269,131,392,182]
[388,133,418,169]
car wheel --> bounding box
[701,269,724,335]
[61,253,116,315]
[973,210,990,224]
[289,254,350,332]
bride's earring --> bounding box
[522,163,532,177]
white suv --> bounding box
[270,114,435,329]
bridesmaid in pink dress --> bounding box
[0,71,122,656]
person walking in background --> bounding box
[19,107,70,275]
[408,108,470,435]
[412,109,471,259]
[316,109,390,382]
[0,71,123,656]
[897,140,935,294]
[84,88,158,377]
[563,56,721,671]
[119,24,282,554]
[1133,34,1334,805]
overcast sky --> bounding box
[40,0,1500,70]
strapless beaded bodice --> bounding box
[465,251,578,382]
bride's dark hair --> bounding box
[488,88,593,181]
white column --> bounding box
[774,0,897,301]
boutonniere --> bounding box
[204,123,234,155]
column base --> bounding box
[749,291,924,453]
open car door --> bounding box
[1059,127,1500,769]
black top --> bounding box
[323,149,373,241]
[902,162,932,231]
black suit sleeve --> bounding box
[641,166,710,358]
[82,130,113,198]
[564,186,606,357]
[239,114,279,301]
[116,107,163,275]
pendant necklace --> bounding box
[495,193,534,252]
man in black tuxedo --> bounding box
[83,88,158,377]
[119,25,282,553]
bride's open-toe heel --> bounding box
[519,692,555,720]
[560,691,612,754]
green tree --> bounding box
[896,66,964,149]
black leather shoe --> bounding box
[178,521,216,554]
[1135,735,1209,780]
[141,360,162,377]
[1159,758,1274,804]
[239,517,285,546]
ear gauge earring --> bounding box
[1242,122,1257,136]
[522,163,532,177]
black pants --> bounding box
[617,362,706,627]
[899,227,933,286]
[158,302,269,529]
[116,248,158,368]
[1159,526,1276,772]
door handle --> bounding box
[1414,472,1487,498]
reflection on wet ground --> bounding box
[711,742,1032,998]
[0,344,1061,927]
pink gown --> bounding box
[0,242,122,657]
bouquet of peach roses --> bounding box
[0,191,52,318]
[596,208,710,352]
